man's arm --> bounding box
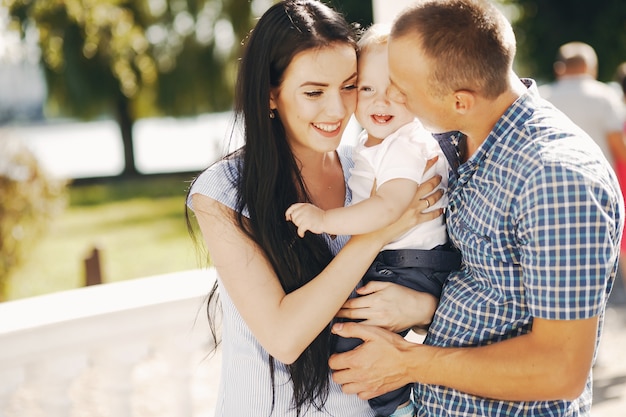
[329,315,597,401]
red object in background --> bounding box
[615,161,626,253]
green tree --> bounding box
[503,0,626,83]
[327,0,373,29]
[4,0,254,177]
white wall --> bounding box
[372,0,415,23]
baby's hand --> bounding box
[285,203,326,238]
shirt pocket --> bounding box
[451,201,519,266]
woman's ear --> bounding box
[269,88,278,111]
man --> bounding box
[329,1,623,416]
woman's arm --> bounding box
[192,175,443,365]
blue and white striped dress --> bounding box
[188,146,376,417]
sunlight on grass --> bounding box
[5,175,207,301]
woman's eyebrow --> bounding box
[299,81,328,88]
[299,72,358,88]
[344,72,358,82]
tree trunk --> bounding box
[115,94,139,178]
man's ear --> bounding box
[453,90,474,114]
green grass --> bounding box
[5,174,207,301]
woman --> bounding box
[186,1,442,416]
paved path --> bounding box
[591,275,626,417]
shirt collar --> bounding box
[459,78,537,175]
[435,79,539,183]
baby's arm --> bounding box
[285,202,327,237]
[286,178,418,237]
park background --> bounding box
[2,0,626,301]
[0,1,626,416]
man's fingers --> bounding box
[330,322,378,346]
[355,280,390,295]
[336,308,366,321]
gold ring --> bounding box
[425,199,430,209]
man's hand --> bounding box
[329,322,418,399]
[330,316,599,402]
[336,281,437,333]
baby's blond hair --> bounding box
[357,23,391,56]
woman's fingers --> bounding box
[420,188,444,212]
[414,174,442,200]
[423,155,439,173]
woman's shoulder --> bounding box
[187,153,242,212]
[337,143,354,168]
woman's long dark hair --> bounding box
[186,1,357,415]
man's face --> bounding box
[387,34,455,133]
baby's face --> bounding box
[355,45,415,142]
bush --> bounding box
[0,134,67,300]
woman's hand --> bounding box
[375,172,444,246]
[336,281,438,333]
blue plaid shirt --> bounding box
[414,79,624,416]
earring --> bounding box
[269,109,275,119]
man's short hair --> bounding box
[391,0,516,99]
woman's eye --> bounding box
[304,90,323,98]
[343,84,358,91]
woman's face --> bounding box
[270,43,357,157]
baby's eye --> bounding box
[359,85,375,95]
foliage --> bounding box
[0,134,67,300]
[504,0,626,83]
[327,0,373,29]
[3,0,255,176]
[4,0,254,118]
